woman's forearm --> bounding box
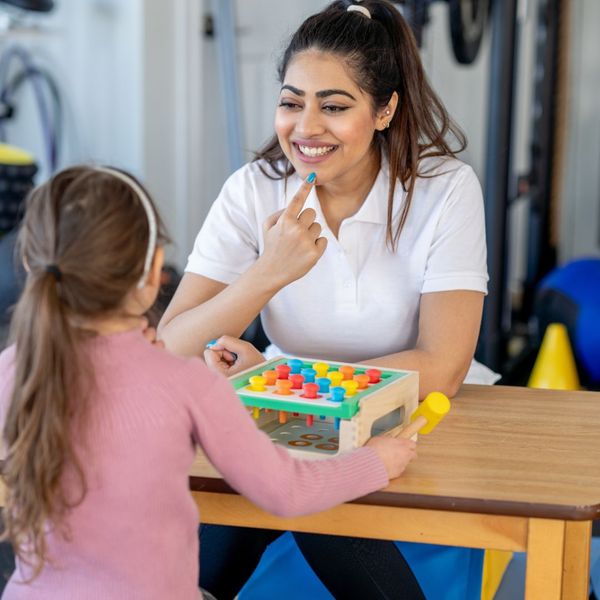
[360,349,469,400]
[158,263,281,357]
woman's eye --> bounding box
[278,101,300,110]
[323,105,348,113]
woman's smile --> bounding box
[293,141,339,162]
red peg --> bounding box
[302,382,319,399]
[365,368,381,383]
[275,364,291,380]
[290,374,305,389]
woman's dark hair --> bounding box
[1,166,169,578]
[255,0,467,249]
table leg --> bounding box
[524,518,565,600]
[561,520,591,600]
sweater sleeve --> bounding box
[186,371,389,518]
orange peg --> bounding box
[275,379,293,395]
[339,365,355,380]
[354,373,369,389]
[262,370,278,386]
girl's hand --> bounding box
[365,436,417,480]
[258,174,328,288]
[204,335,265,376]
[140,317,165,349]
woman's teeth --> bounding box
[297,144,335,157]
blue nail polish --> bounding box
[307,172,316,184]
[206,339,218,348]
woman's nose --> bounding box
[295,108,325,137]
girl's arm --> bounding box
[362,290,484,399]
[192,373,416,518]
[158,178,327,356]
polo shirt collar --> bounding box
[296,154,392,226]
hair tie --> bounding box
[347,4,371,19]
[45,264,62,282]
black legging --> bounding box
[199,525,426,600]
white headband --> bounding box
[347,4,371,19]
[95,166,157,288]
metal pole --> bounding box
[478,0,519,371]
[211,0,244,171]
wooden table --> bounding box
[189,384,600,600]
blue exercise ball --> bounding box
[535,258,600,387]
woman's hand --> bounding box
[204,335,265,376]
[365,436,417,480]
[258,174,328,288]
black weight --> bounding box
[0,0,54,11]
[448,0,490,64]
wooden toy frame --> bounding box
[193,356,419,478]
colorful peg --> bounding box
[290,374,305,390]
[301,367,316,383]
[252,406,260,419]
[365,368,382,383]
[279,411,287,424]
[341,380,358,397]
[248,375,267,392]
[302,382,319,399]
[316,377,331,394]
[262,370,277,386]
[275,364,291,380]
[306,414,314,427]
[275,379,293,395]
[328,371,343,387]
[287,358,303,374]
[354,373,370,389]
[313,362,329,378]
[330,386,345,431]
[339,365,355,380]
[330,386,345,403]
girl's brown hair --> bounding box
[255,0,467,249]
[1,166,168,578]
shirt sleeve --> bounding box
[185,166,261,284]
[185,368,389,518]
[421,165,489,294]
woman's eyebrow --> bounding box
[280,84,356,101]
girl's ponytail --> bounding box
[3,268,88,578]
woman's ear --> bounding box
[377,91,399,131]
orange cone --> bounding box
[528,323,580,390]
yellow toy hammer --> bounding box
[385,391,451,439]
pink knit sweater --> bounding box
[0,329,388,599]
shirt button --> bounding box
[343,280,353,289]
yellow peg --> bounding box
[248,375,267,392]
[328,371,343,387]
[313,362,329,378]
[341,380,359,397]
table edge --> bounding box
[190,476,600,522]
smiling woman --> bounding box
[158,0,489,598]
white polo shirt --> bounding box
[186,155,488,363]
